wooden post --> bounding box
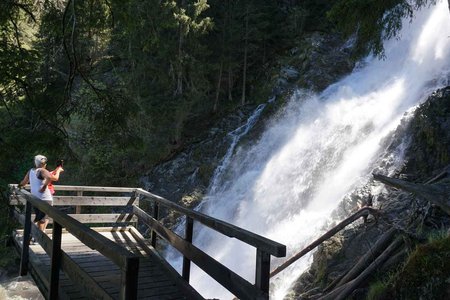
[151,203,159,247]
[20,201,32,276]
[75,191,82,214]
[182,217,194,282]
[49,222,63,300]
[255,249,270,298]
[119,257,139,300]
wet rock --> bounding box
[0,276,44,300]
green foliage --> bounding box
[367,280,389,300]
[388,234,450,299]
[327,0,436,58]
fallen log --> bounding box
[319,237,404,300]
[330,227,397,290]
[270,207,379,278]
[373,173,450,216]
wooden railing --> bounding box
[134,188,287,300]
[10,184,286,300]
[9,184,139,300]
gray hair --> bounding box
[34,155,48,168]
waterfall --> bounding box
[185,2,450,299]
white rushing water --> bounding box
[182,2,450,299]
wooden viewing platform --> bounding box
[9,184,287,300]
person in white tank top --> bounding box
[19,155,64,233]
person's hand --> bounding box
[57,166,64,172]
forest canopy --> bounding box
[0,0,440,193]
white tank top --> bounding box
[29,168,53,201]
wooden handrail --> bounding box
[136,188,286,257]
[10,185,140,299]
[12,187,136,268]
[10,184,136,193]
[132,205,267,299]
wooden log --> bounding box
[136,188,286,257]
[320,238,403,300]
[133,205,266,300]
[373,173,450,215]
[331,227,397,289]
[270,207,379,278]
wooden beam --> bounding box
[119,257,139,300]
[373,173,450,215]
[182,217,194,282]
[255,249,270,298]
[136,188,286,257]
[133,205,266,300]
[49,222,62,300]
[9,184,136,193]
[19,201,32,276]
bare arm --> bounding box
[18,170,30,188]
[40,167,64,182]
[39,168,64,192]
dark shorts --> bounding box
[33,207,47,223]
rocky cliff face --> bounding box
[286,87,450,299]
[141,32,354,213]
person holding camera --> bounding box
[19,155,64,234]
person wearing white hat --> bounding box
[19,155,64,235]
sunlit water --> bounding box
[168,2,450,299]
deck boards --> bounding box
[14,227,203,300]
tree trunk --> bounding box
[241,6,249,106]
[270,207,379,278]
[213,60,223,113]
[175,0,186,97]
[373,173,450,215]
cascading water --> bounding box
[177,2,450,299]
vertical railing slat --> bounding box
[49,222,63,300]
[119,257,139,300]
[255,248,271,299]
[75,191,82,214]
[19,200,32,276]
[151,203,159,247]
[182,216,194,282]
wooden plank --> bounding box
[128,227,204,300]
[10,184,136,193]
[53,196,135,206]
[133,205,262,300]
[136,189,286,257]
[27,225,114,300]
[21,214,138,225]
[68,214,138,224]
